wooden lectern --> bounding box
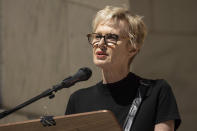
[0,110,122,131]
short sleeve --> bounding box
[155,80,181,130]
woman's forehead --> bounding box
[96,20,129,35]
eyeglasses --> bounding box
[87,33,120,46]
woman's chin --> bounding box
[94,59,109,68]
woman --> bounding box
[66,6,181,131]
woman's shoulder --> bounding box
[70,81,102,98]
[132,73,173,97]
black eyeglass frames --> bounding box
[86,33,119,46]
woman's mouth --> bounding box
[96,51,108,59]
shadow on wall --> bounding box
[0,0,2,109]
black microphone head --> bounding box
[77,67,92,81]
[60,67,92,88]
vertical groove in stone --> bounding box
[65,1,70,75]
[149,0,154,32]
[0,0,2,107]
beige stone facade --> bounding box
[0,0,196,130]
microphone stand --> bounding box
[0,76,74,119]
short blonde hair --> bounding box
[92,6,147,49]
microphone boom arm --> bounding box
[0,76,75,119]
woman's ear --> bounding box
[127,43,139,57]
[129,48,139,58]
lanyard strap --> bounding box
[123,90,142,131]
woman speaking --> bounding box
[65,6,181,131]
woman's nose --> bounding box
[94,38,106,51]
[97,37,106,47]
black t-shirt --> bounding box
[65,73,181,131]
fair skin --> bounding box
[93,20,136,84]
[154,120,174,131]
[93,20,175,131]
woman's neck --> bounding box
[102,67,130,84]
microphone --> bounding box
[53,67,92,91]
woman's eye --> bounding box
[95,34,101,39]
[107,34,118,40]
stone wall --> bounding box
[0,0,196,130]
